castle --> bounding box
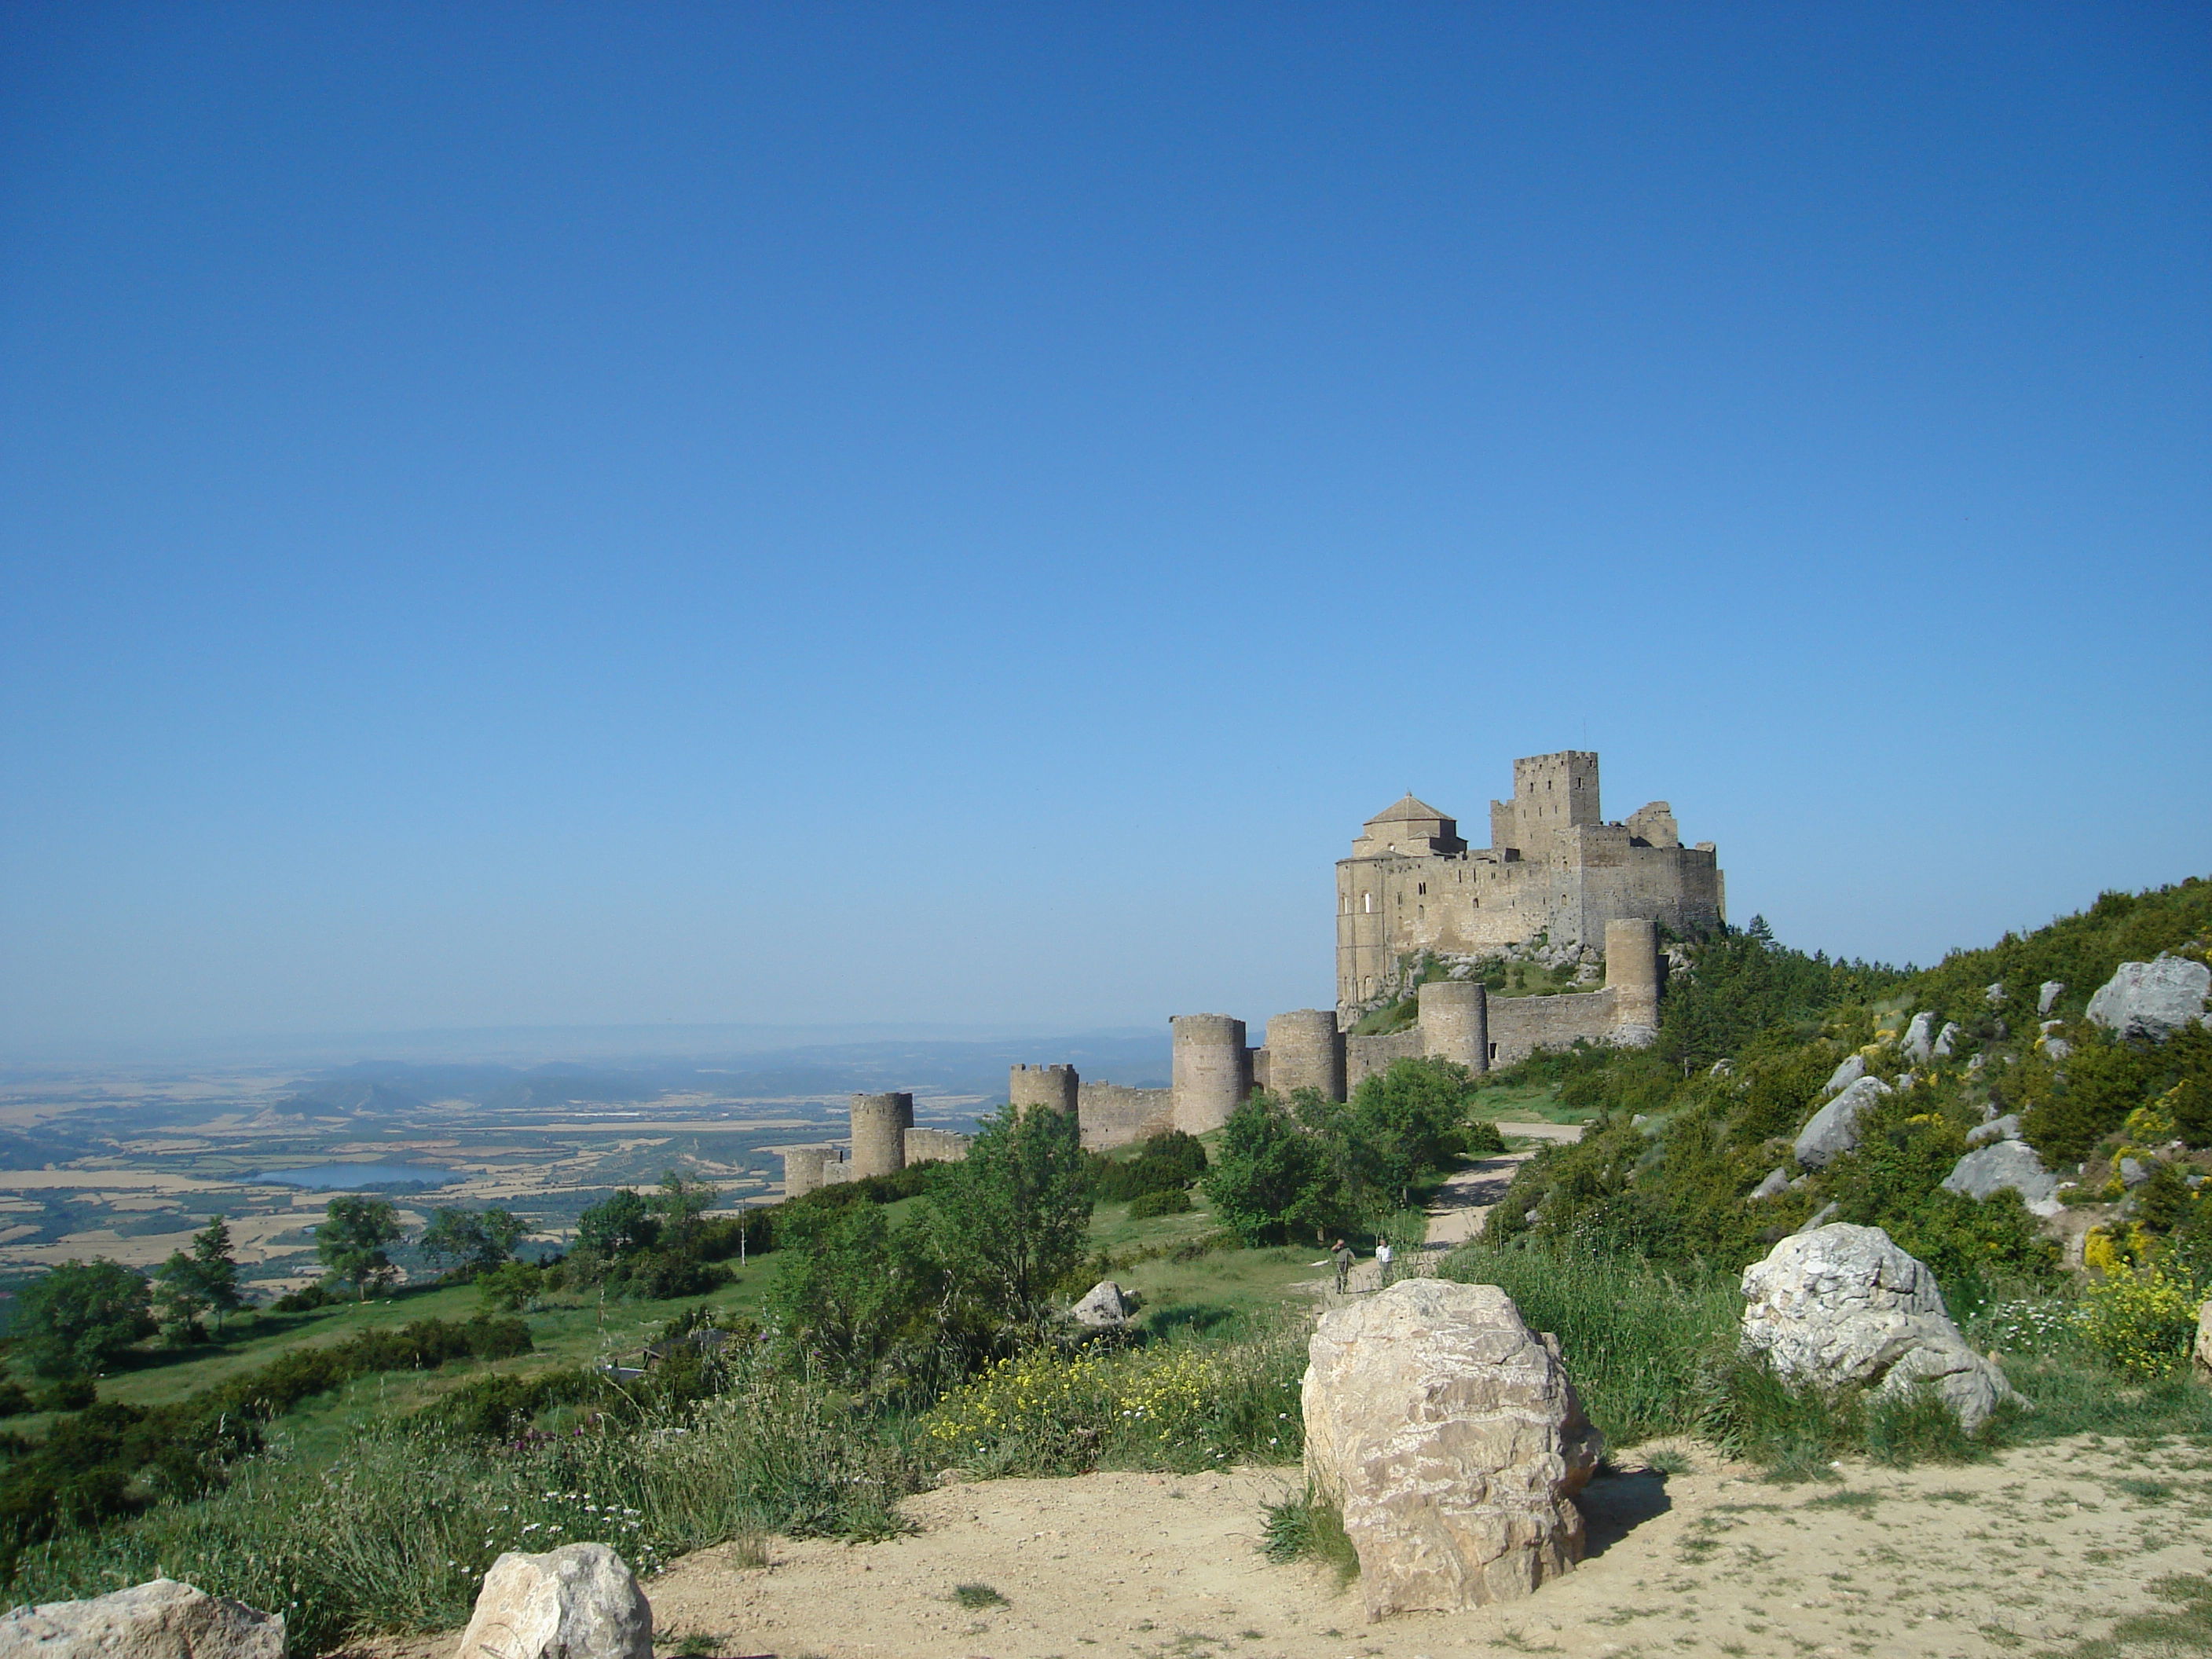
[780,750,1724,1190]
[1337,749,1724,1011]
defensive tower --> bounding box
[1605,917,1661,1036]
[1265,1009,1346,1101]
[848,1092,910,1180]
[1416,980,1490,1072]
[1009,1063,1079,1115]
[1171,1014,1250,1134]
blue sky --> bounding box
[2,2,2206,1053]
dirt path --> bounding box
[608,1432,2207,1659]
[1419,1122,1584,1253]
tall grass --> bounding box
[1438,1240,1738,1445]
[9,1355,925,1654]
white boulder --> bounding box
[1071,1279,1133,1328]
[1985,981,2007,1006]
[1966,1114,2022,1147]
[1941,1141,2061,1218]
[1749,1168,1790,1201]
[1302,1278,1602,1620]
[454,1544,652,1659]
[1794,1076,1893,1169]
[0,1580,282,1659]
[1820,1053,1867,1097]
[2038,982,2066,1016]
[2196,1302,2211,1379]
[1901,1013,1938,1064]
[2087,956,2211,1042]
[1740,1223,2014,1431]
[1932,1022,1961,1059]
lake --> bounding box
[258,1163,459,1190]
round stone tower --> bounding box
[849,1092,910,1180]
[1009,1063,1079,1115]
[780,1144,838,1199]
[1605,917,1661,1036]
[1171,1014,1250,1134]
[1265,1009,1346,1101]
[1418,980,1490,1072]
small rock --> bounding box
[1740,1223,2015,1431]
[1942,1141,2061,1218]
[2045,1038,2074,1062]
[0,1580,282,1659]
[1709,1059,1734,1079]
[1302,1280,1601,1618]
[2119,1157,2152,1189]
[1966,1114,2022,1147]
[2038,982,2066,1016]
[1794,1076,1894,1169]
[1966,1053,1987,1073]
[1932,1022,1961,1059]
[1795,1200,1841,1234]
[1071,1280,1134,1328]
[1819,1053,1866,1097]
[454,1544,651,1659]
[1985,981,2007,1006]
[1749,1168,1790,1201]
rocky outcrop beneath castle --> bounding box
[2086,955,2210,1042]
[0,1579,283,1659]
[456,1544,653,1659]
[1740,1224,2014,1431]
[1793,1076,1892,1168]
[1302,1280,1602,1620]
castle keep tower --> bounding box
[1336,749,1723,1013]
[1417,980,1489,1072]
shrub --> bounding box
[1126,1187,1192,1219]
[2077,1263,2200,1378]
[1260,1485,1359,1582]
[921,1322,1305,1476]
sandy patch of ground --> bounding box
[603,1434,2204,1659]
[1419,1123,1583,1253]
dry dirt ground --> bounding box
[617,1431,2207,1659]
[368,1436,2212,1659]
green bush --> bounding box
[1126,1187,1192,1219]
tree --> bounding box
[1343,1058,1481,1208]
[928,1101,1093,1335]
[767,1202,943,1386]
[653,1171,716,1249]
[576,1189,658,1257]
[1203,1093,1341,1245]
[420,1207,529,1279]
[13,1259,154,1378]
[150,1251,211,1345]
[315,1196,403,1299]
[189,1215,244,1331]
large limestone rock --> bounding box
[2088,956,2210,1042]
[1793,1076,1893,1169]
[455,1544,652,1659]
[1740,1223,2014,1431]
[1302,1278,1602,1620]
[0,1580,283,1659]
[1942,1141,2061,1217]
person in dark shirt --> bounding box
[1331,1238,1354,1294]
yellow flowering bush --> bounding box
[923,1327,1304,1474]
[2076,1262,2200,1377]
[2083,1221,2155,1273]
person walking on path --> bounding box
[1375,1236,1393,1285]
[1331,1238,1354,1295]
